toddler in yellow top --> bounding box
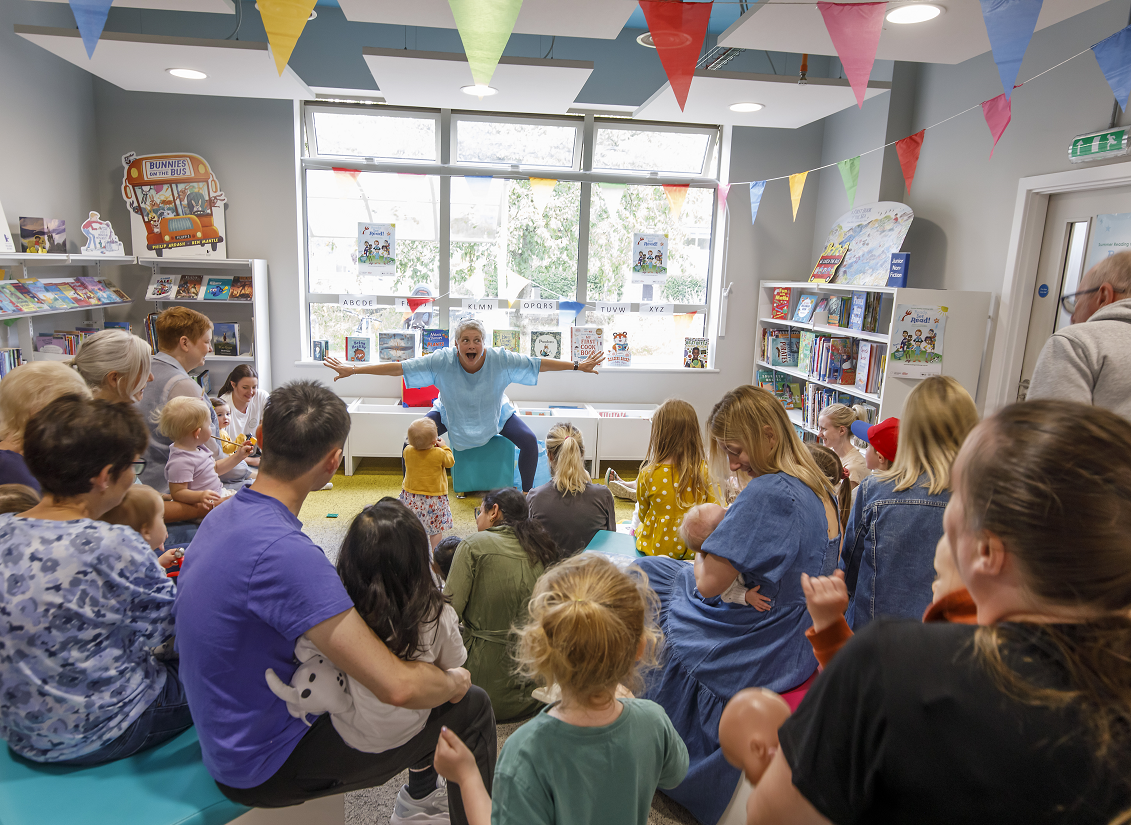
[635,399,718,560]
[400,417,455,549]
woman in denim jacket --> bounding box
[842,376,978,629]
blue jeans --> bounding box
[57,661,193,766]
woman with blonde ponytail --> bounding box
[526,422,615,555]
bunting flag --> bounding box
[837,156,861,208]
[332,167,361,179]
[558,300,585,318]
[528,178,557,214]
[258,0,319,74]
[982,93,1012,157]
[895,130,925,194]
[448,0,525,87]
[639,0,714,111]
[717,182,731,211]
[597,181,627,213]
[407,297,433,313]
[789,172,808,222]
[1092,25,1131,111]
[69,0,114,58]
[979,0,1044,101]
[500,273,530,303]
[749,181,766,225]
[663,184,690,220]
[817,2,886,108]
[673,311,698,334]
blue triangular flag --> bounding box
[1092,25,1131,111]
[749,181,766,225]
[558,301,584,317]
[69,0,114,58]
[979,0,1044,101]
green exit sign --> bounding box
[1070,129,1131,163]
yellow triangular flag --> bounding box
[789,171,808,222]
[662,183,690,220]
[258,0,317,75]
[528,178,557,214]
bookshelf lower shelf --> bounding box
[786,408,819,436]
[757,360,882,404]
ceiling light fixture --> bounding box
[637,32,656,48]
[885,3,943,24]
[166,68,207,80]
[729,102,764,113]
[461,84,498,97]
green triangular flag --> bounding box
[448,0,525,88]
[838,156,861,209]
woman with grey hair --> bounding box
[324,318,603,491]
[71,329,154,404]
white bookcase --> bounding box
[755,280,992,435]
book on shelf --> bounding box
[378,330,418,362]
[0,286,21,314]
[102,279,131,303]
[175,274,203,300]
[571,326,604,361]
[0,283,40,312]
[767,328,800,368]
[35,334,66,354]
[848,291,867,331]
[0,348,21,377]
[774,375,802,410]
[191,368,211,395]
[756,368,776,391]
[683,337,708,368]
[143,313,159,354]
[797,331,816,374]
[492,329,520,353]
[229,275,253,301]
[212,323,240,356]
[824,296,842,327]
[792,293,819,323]
[530,330,562,359]
[77,277,119,304]
[811,297,830,326]
[311,339,329,361]
[855,342,887,395]
[771,287,791,320]
[203,277,232,301]
[104,320,131,332]
[17,278,67,309]
[421,329,449,355]
[346,336,371,362]
[146,274,175,300]
[827,338,855,385]
[68,280,101,306]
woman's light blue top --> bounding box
[402,347,541,450]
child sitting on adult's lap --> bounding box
[159,397,251,510]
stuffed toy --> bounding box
[265,642,353,725]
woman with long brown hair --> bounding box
[750,399,1131,824]
[636,385,841,825]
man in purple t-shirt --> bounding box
[175,381,495,824]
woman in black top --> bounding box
[749,400,1131,825]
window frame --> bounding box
[298,101,728,370]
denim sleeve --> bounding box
[841,479,872,598]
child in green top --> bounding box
[434,553,689,825]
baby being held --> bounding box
[159,397,250,509]
[719,687,793,824]
[101,484,179,569]
[680,503,771,611]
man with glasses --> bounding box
[1028,250,1131,419]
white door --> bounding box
[1016,185,1131,401]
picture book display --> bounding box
[492,329,520,353]
[146,274,174,299]
[764,328,800,368]
[175,274,203,300]
[855,342,887,395]
[771,288,791,320]
[421,329,449,355]
[229,275,253,301]
[683,337,708,368]
[571,326,604,361]
[607,331,631,367]
[346,336,371,363]
[77,277,121,304]
[203,277,232,300]
[823,296,842,327]
[631,233,668,285]
[889,305,946,379]
[848,291,867,331]
[311,339,329,361]
[378,330,418,362]
[20,217,65,254]
[79,212,124,255]
[19,278,68,310]
[358,223,396,283]
[818,202,914,287]
[530,330,562,359]
[121,151,227,259]
[212,323,240,356]
[809,241,849,283]
[792,293,819,323]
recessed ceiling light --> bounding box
[729,102,764,113]
[461,84,498,97]
[637,32,656,48]
[885,3,943,24]
[167,68,207,80]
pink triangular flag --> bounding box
[982,93,1012,157]
[717,182,731,211]
[818,1,887,108]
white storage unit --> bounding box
[343,397,429,475]
[590,403,657,476]
[515,403,599,470]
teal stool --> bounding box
[452,435,517,494]
[584,529,644,558]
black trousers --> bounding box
[216,685,496,825]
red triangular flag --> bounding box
[639,0,713,111]
[818,1,886,108]
[407,297,432,312]
[895,130,925,195]
[981,93,1012,158]
[332,167,361,180]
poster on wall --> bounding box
[889,304,946,379]
[358,223,396,290]
[818,202,914,287]
[631,233,668,285]
[79,211,124,255]
[1085,212,1131,270]
[121,151,227,259]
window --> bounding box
[300,105,724,367]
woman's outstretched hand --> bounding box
[324,356,353,382]
[579,352,605,373]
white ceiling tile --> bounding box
[340,0,637,39]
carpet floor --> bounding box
[298,460,701,825]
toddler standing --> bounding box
[158,397,251,509]
[401,417,455,549]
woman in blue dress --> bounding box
[325,318,603,491]
[637,385,841,825]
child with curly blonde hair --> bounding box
[433,553,689,825]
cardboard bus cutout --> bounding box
[121,152,227,258]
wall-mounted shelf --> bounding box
[0,253,138,266]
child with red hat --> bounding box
[850,417,899,473]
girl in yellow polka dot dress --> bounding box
[635,399,718,559]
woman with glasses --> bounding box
[634,385,842,825]
[0,395,189,766]
[444,488,563,722]
[0,361,92,491]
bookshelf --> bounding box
[755,280,992,438]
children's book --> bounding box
[379,330,418,362]
[100,279,131,303]
[18,278,68,310]
[0,283,39,312]
[492,329,520,353]
[104,321,132,332]
[530,330,562,359]
[229,275,253,301]
[890,305,946,379]
[175,274,203,300]
[67,280,100,305]
[683,337,708,368]
[77,277,118,304]
[756,368,776,391]
[19,218,49,254]
[212,323,240,356]
[0,287,21,314]
[809,241,848,283]
[421,329,449,355]
[792,293,819,323]
[848,291,867,331]
[824,296,842,327]
[10,283,45,309]
[797,331,816,374]
[855,342,873,393]
[312,339,330,361]
[45,219,66,254]
[146,274,174,300]
[203,277,232,301]
[771,288,791,320]
[827,337,855,385]
[346,336,371,363]
[35,334,66,353]
[571,326,604,361]
[607,330,631,367]
[769,328,800,368]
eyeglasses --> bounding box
[131,459,147,477]
[1060,287,1100,316]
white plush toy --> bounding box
[265,640,353,725]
